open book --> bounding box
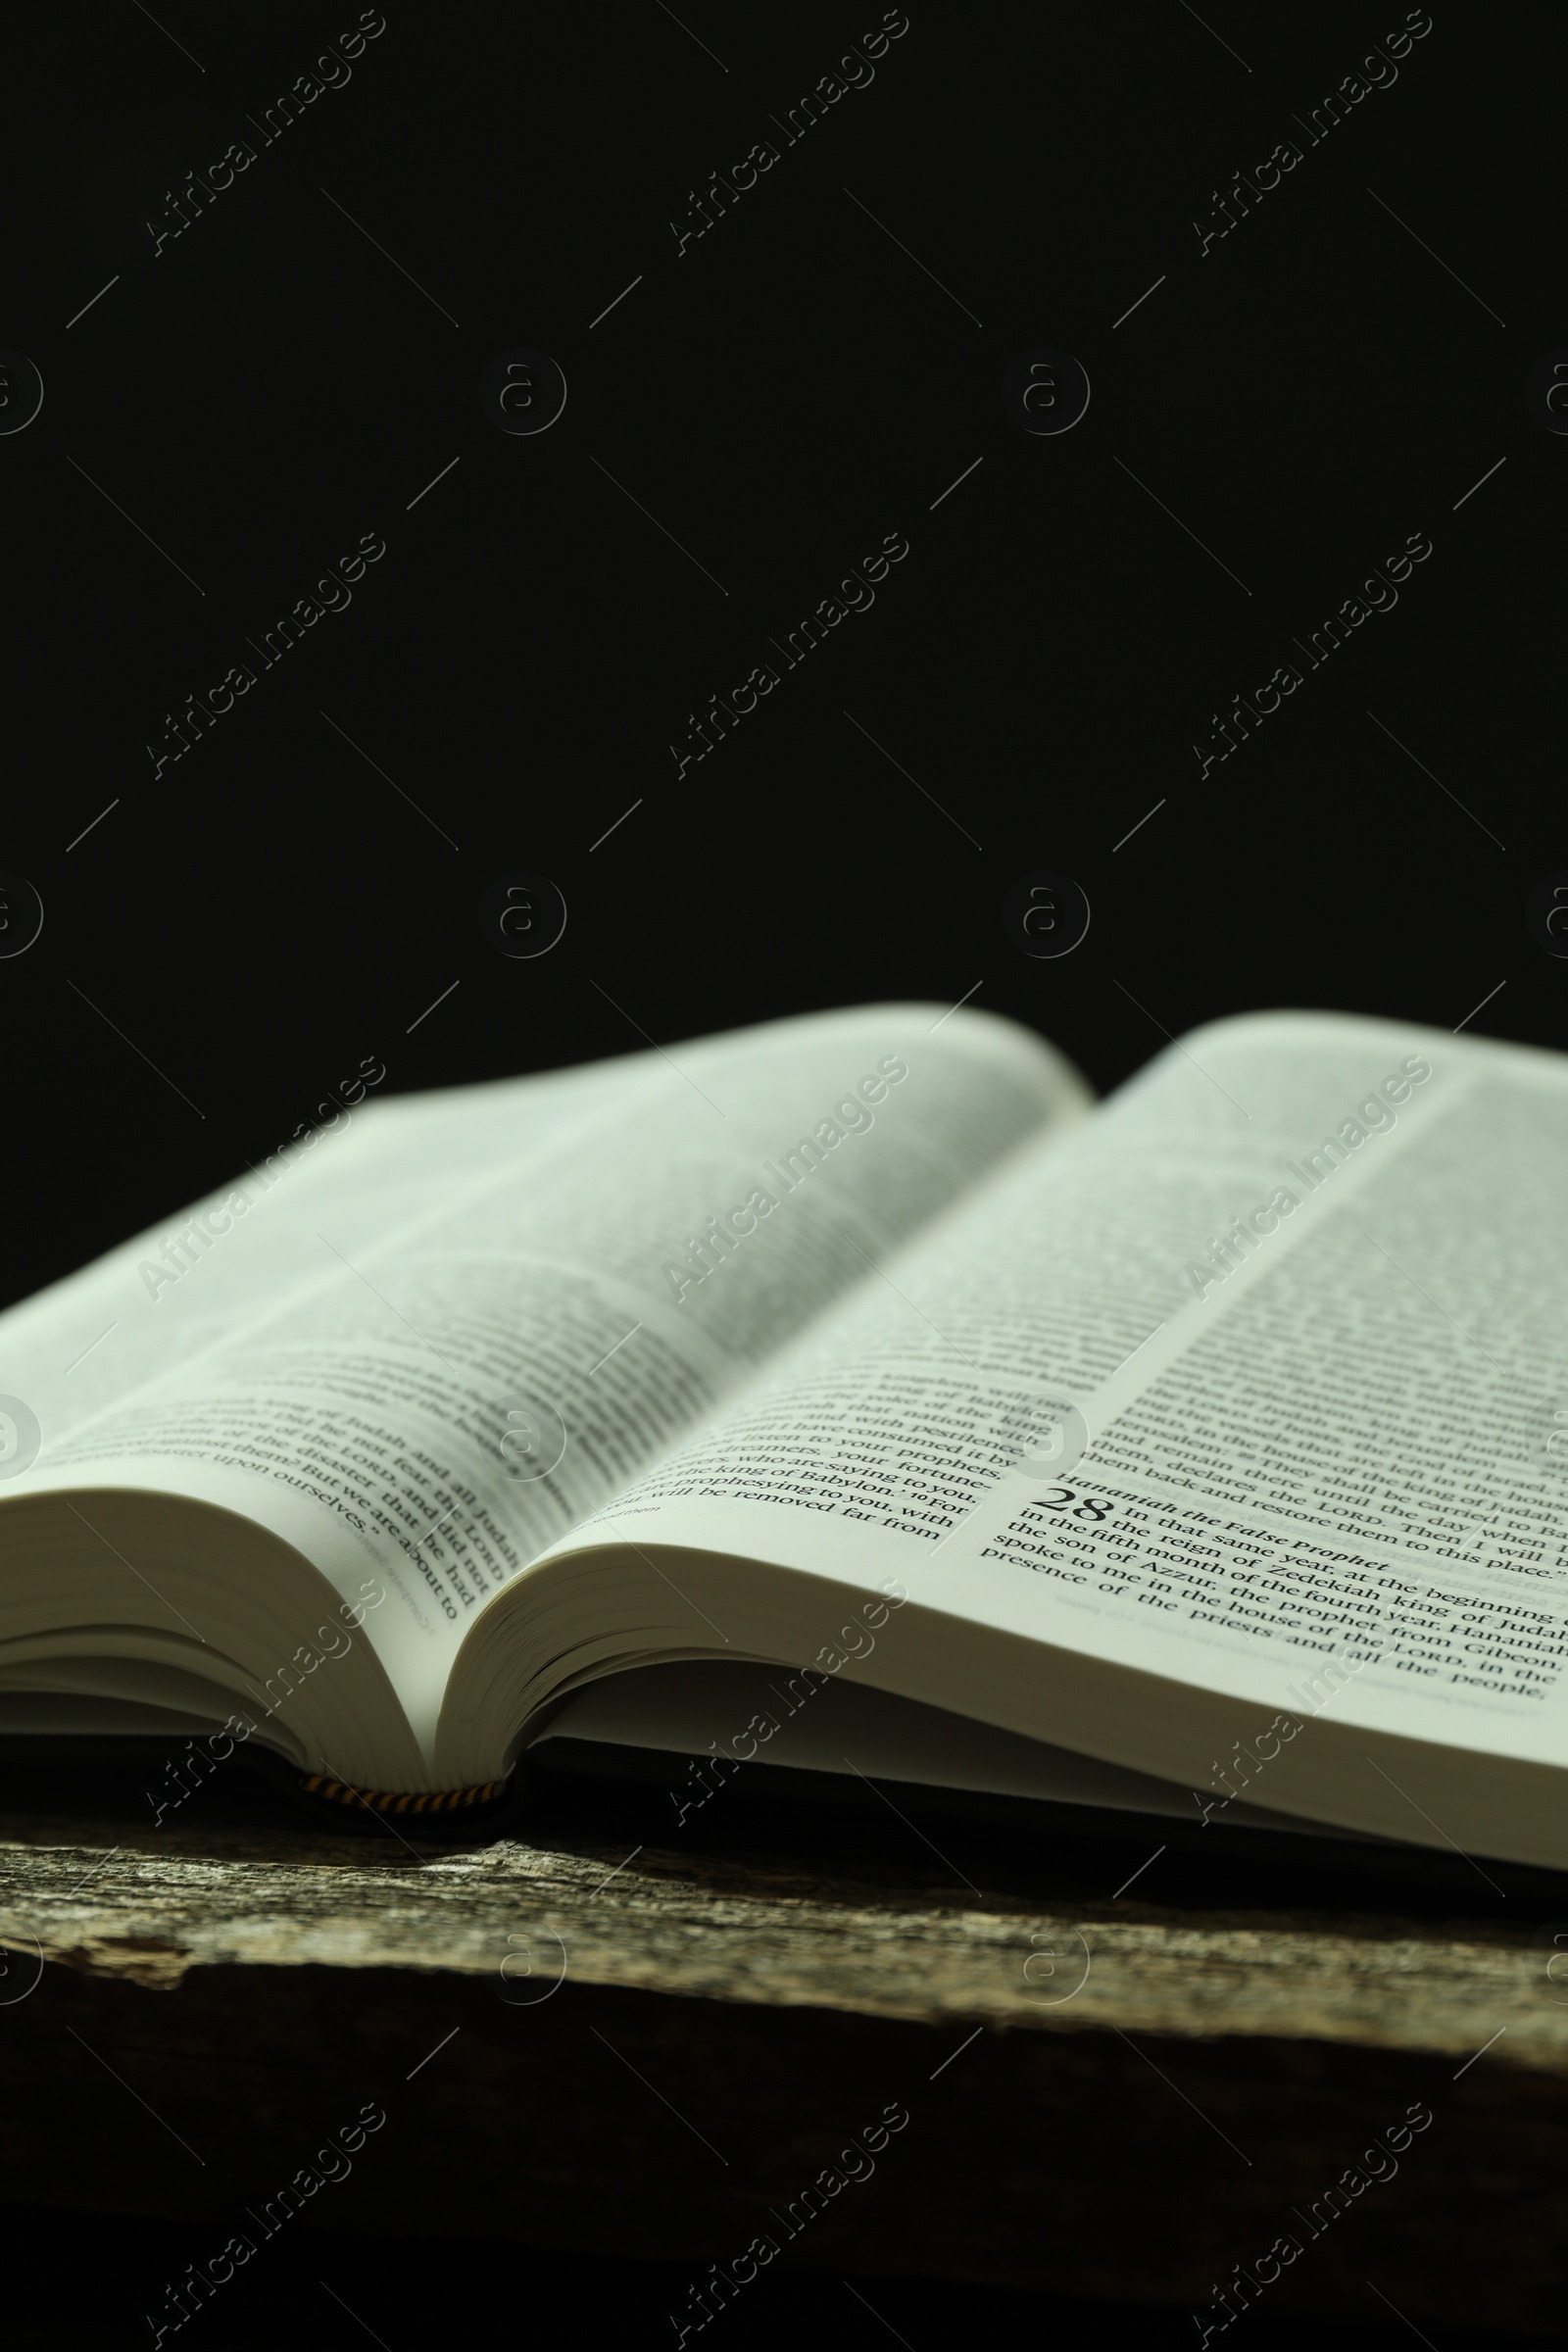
[4,1003,1568,1872]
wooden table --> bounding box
[1,1755,1564,2336]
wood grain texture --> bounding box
[3,1794,1566,2066]
[0,1767,1565,2330]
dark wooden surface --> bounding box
[1,1758,1564,2335]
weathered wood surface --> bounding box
[1,1770,1566,2330]
[3,1790,1566,2066]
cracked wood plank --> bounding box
[1,1797,1564,2075]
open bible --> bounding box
[4,1002,1568,1873]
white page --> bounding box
[537,1660,1345,1834]
[0,1049,634,1446]
[4,1005,1087,1770]
[552,1012,1568,1785]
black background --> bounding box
[1,0,1552,1318]
[0,4,1556,2340]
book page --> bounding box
[536,1659,1337,1833]
[0,1049,640,1447]
[552,1012,1568,1789]
[3,1005,1088,1769]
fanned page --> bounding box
[490,1012,1568,1863]
[0,1005,1088,1782]
[0,1046,679,1780]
